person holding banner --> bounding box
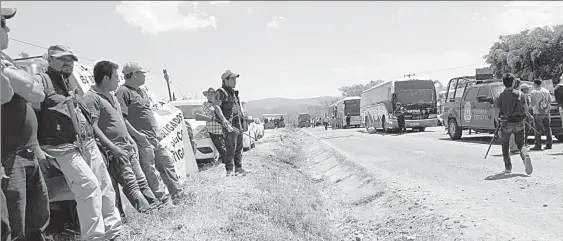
[116,62,185,203]
[215,70,248,176]
[84,60,160,214]
[1,8,51,240]
[33,45,122,240]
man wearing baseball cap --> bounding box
[1,8,51,241]
[214,70,248,176]
[116,62,185,204]
[33,44,123,240]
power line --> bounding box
[9,37,97,62]
[411,63,484,76]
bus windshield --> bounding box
[344,99,360,115]
[394,80,436,104]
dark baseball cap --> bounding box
[1,8,16,20]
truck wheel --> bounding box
[416,127,426,132]
[448,119,462,140]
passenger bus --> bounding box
[360,79,438,133]
[334,96,362,128]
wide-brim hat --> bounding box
[203,87,216,97]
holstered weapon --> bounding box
[66,91,88,161]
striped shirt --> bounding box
[202,101,224,135]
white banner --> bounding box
[153,103,199,184]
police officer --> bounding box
[214,70,248,176]
[495,73,533,175]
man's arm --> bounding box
[3,67,45,103]
[1,71,14,104]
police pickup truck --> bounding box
[443,75,563,141]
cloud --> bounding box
[209,1,231,5]
[266,16,287,29]
[494,1,563,35]
[115,1,217,35]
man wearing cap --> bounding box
[202,87,232,165]
[115,62,185,203]
[84,60,160,214]
[215,70,248,176]
[1,8,51,241]
[33,45,122,240]
[529,79,553,150]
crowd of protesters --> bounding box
[1,7,250,241]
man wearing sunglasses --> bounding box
[33,45,122,240]
[1,8,51,241]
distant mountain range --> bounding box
[243,96,340,121]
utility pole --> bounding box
[404,73,416,79]
[163,69,173,102]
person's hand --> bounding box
[35,147,56,170]
[111,147,128,165]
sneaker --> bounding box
[503,168,512,174]
[226,170,234,177]
[522,154,533,175]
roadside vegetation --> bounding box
[118,128,336,241]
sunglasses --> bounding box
[56,56,75,62]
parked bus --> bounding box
[334,96,362,128]
[361,79,438,133]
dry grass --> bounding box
[117,128,336,241]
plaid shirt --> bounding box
[202,101,224,135]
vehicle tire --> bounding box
[448,119,462,140]
[416,127,426,132]
[554,135,563,142]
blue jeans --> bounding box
[1,149,50,241]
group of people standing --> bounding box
[200,70,249,176]
[1,8,187,241]
[495,74,556,175]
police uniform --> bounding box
[495,74,533,174]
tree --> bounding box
[338,79,385,97]
[484,25,563,84]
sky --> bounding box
[3,1,563,101]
